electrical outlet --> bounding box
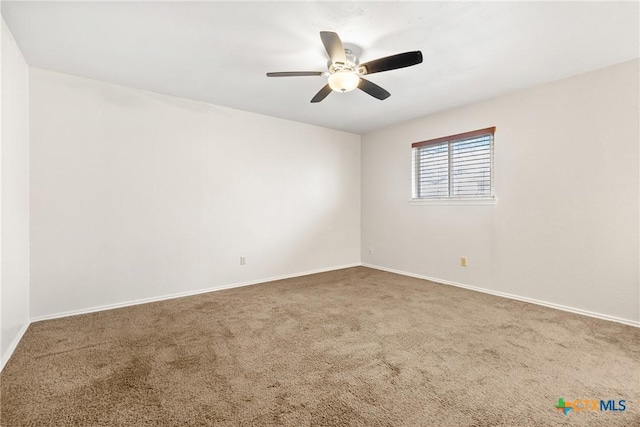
[460,257,467,267]
[240,256,246,265]
[368,247,374,255]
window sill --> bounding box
[409,197,497,206]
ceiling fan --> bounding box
[266,31,423,103]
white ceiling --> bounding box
[2,1,639,134]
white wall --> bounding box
[29,68,361,319]
[1,18,30,367]
[362,59,639,324]
[15,47,640,330]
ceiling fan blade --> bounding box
[310,84,332,103]
[358,78,390,100]
[320,31,347,64]
[359,51,423,75]
[266,71,324,77]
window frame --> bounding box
[410,127,496,205]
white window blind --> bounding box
[412,127,495,200]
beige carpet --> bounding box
[1,267,638,426]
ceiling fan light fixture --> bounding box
[328,70,359,93]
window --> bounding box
[412,127,495,201]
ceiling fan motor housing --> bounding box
[328,49,359,73]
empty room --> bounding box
[1,1,638,426]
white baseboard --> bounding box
[30,263,361,323]
[11,261,636,373]
[362,263,640,328]
[1,321,30,372]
